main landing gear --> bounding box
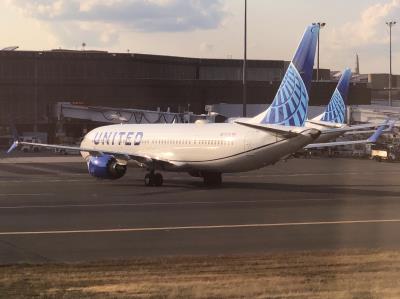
[144,171,222,187]
[144,171,163,186]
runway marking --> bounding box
[0,194,398,209]
[0,193,55,197]
[235,171,400,178]
[0,179,95,184]
[0,200,261,209]
[0,157,82,164]
[0,197,352,209]
[1,219,400,236]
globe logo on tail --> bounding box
[321,89,346,123]
[261,63,308,127]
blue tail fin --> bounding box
[253,24,319,126]
[320,68,352,124]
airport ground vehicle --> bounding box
[371,144,399,162]
[20,136,42,153]
[54,145,80,155]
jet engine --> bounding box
[87,155,127,180]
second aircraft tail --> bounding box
[320,68,352,124]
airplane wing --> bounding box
[306,119,343,128]
[321,121,395,135]
[304,123,387,149]
[6,140,181,169]
[344,128,394,136]
[315,122,389,135]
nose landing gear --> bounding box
[144,171,163,186]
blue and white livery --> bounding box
[304,68,379,144]
[255,25,318,126]
[320,68,352,124]
[261,63,309,126]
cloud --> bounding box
[317,0,400,73]
[328,0,399,49]
[9,0,226,32]
[49,21,120,48]
[200,42,214,53]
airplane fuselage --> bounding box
[80,123,319,173]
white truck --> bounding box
[370,145,398,162]
[20,136,42,153]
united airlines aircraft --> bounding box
[6,24,384,186]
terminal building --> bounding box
[0,49,375,142]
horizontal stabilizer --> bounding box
[235,121,318,138]
[306,119,344,128]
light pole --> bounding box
[34,52,43,133]
[316,22,326,81]
[386,21,396,106]
[242,0,247,117]
[34,53,38,132]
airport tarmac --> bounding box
[0,155,400,264]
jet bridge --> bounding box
[56,103,191,124]
[350,105,400,124]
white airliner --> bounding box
[6,24,385,186]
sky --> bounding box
[0,0,399,74]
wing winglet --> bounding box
[6,141,19,154]
[5,124,20,154]
[367,123,387,143]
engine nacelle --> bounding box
[87,155,127,180]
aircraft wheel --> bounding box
[154,173,163,187]
[144,173,154,186]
